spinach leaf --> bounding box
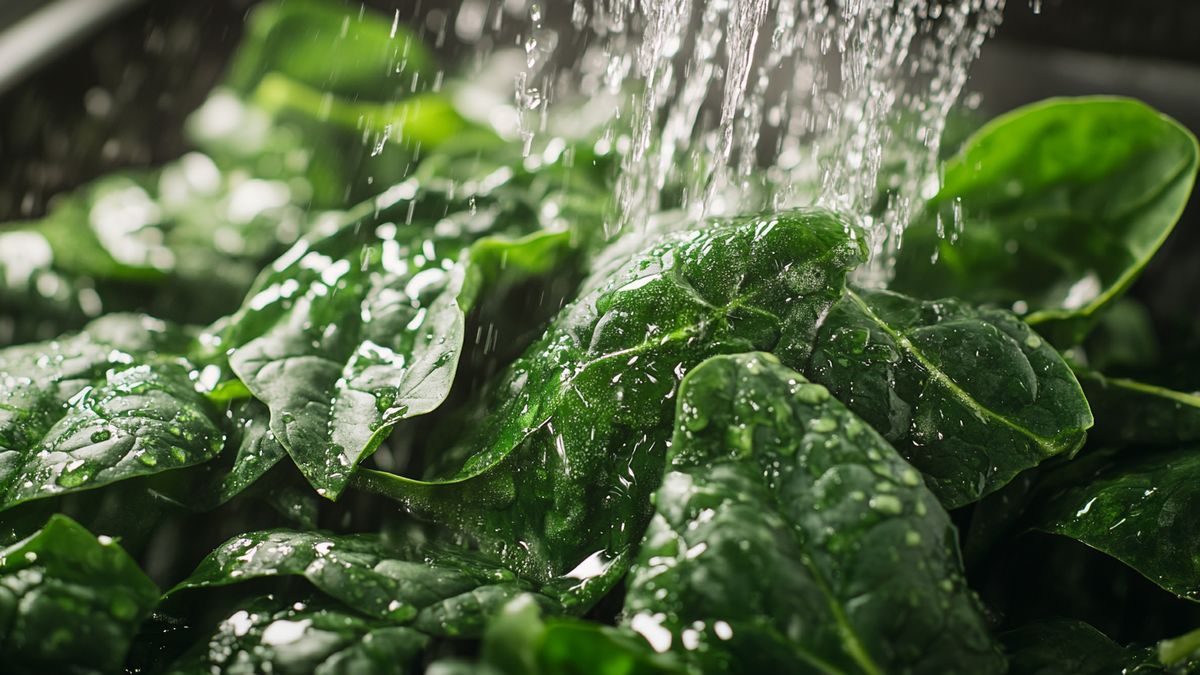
[0,156,307,343]
[0,315,227,510]
[357,209,867,583]
[1003,619,1200,675]
[806,287,1092,507]
[167,529,555,632]
[1032,447,1200,600]
[0,514,158,673]
[166,595,429,675]
[624,353,1004,674]
[222,160,599,499]
[1001,619,1146,675]
[892,97,1199,345]
[1072,365,1200,446]
[443,594,682,675]
[189,399,288,508]
[0,1,451,345]
[224,0,434,100]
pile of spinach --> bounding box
[3,1,1200,673]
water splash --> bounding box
[508,0,1005,277]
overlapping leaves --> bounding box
[624,353,1004,674]
[358,209,867,583]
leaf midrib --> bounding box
[844,289,1074,453]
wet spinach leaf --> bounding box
[222,161,599,499]
[806,287,1092,507]
[443,594,682,675]
[166,595,429,675]
[167,529,556,633]
[1032,447,1200,600]
[0,315,226,511]
[224,0,435,101]
[893,97,1199,345]
[357,209,866,584]
[624,353,1004,674]
[1072,365,1200,446]
[1003,619,1200,675]
[1002,619,1146,675]
[187,399,288,509]
[0,514,158,673]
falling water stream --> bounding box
[501,0,1005,278]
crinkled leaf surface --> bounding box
[1072,365,1200,446]
[0,315,226,510]
[358,209,866,583]
[1032,447,1200,600]
[166,595,429,675]
[624,353,1004,674]
[0,514,158,673]
[167,529,561,634]
[892,97,1199,345]
[223,163,598,499]
[806,287,1092,508]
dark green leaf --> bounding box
[892,97,1200,345]
[1003,620,1200,675]
[167,529,557,636]
[357,209,866,585]
[806,287,1092,507]
[166,595,428,675]
[1073,366,1200,446]
[1033,447,1200,600]
[624,353,1004,674]
[1080,298,1161,373]
[223,162,597,499]
[0,316,226,510]
[190,399,288,508]
[1002,619,1145,675]
[0,514,158,672]
[478,594,682,675]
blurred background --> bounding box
[2,0,1198,323]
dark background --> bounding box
[2,0,1199,322]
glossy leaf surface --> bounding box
[0,315,225,510]
[168,529,556,636]
[893,97,1199,345]
[0,515,158,672]
[223,161,599,499]
[167,595,429,675]
[1033,447,1200,600]
[358,209,866,583]
[624,353,1004,674]
[1002,620,1144,675]
[1073,365,1200,446]
[478,594,681,675]
[807,287,1092,507]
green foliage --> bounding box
[221,158,600,499]
[624,353,1003,674]
[0,515,158,673]
[3,1,1200,671]
[0,315,225,511]
[357,209,866,584]
[1032,447,1200,600]
[807,287,1092,507]
[166,595,429,674]
[893,97,1199,346]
